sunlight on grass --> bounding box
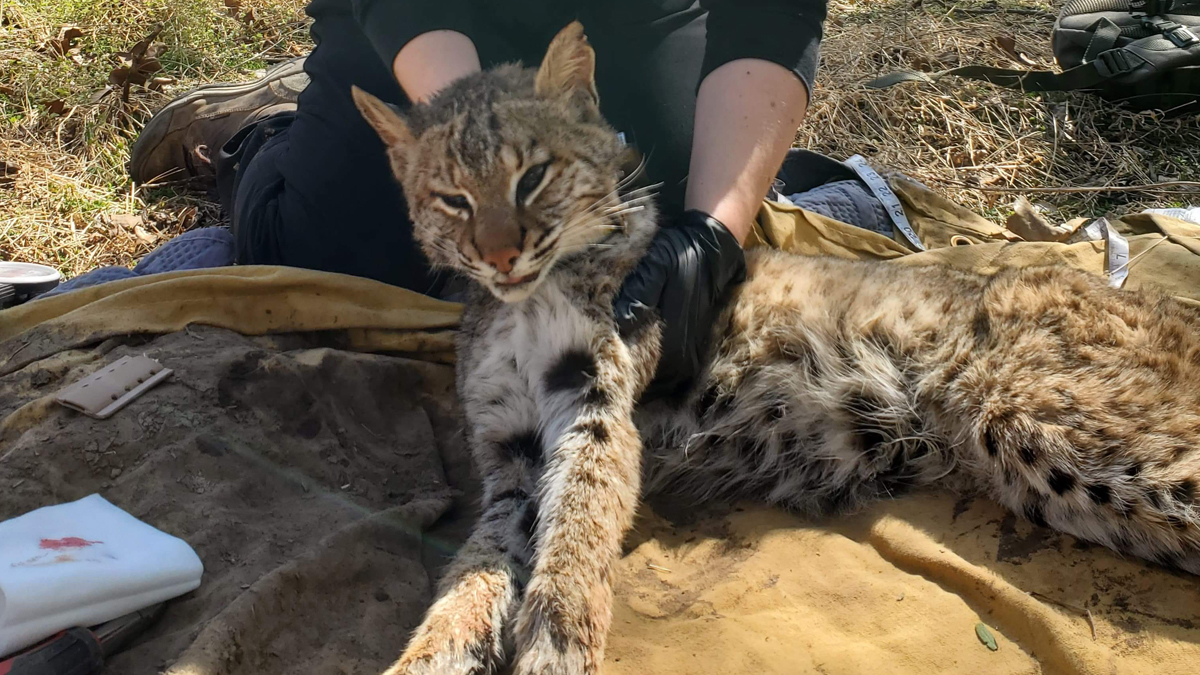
[0,0,1197,279]
[0,0,311,276]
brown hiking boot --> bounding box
[128,56,310,185]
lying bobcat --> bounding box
[352,21,1200,675]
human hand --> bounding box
[613,210,747,400]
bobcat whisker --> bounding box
[615,154,649,190]
[577,183,660,219]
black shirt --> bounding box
[324,0,826,96]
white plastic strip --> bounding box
[845,155,926,251]
[1082,218,1130,288]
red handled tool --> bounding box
[0,603,165,675]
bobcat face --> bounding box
[352,26,637,303]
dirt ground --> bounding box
[1,325,470,674]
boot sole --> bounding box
[151,56,308,120]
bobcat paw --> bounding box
[386,653,489,672]
[383,651,491,675]
[382,629,500,675]
[511,588,599,675]
[511,627,591,675]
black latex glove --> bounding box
[613,209,747,401]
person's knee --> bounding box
[229,135,291,267]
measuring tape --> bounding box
[845,155,925,252]
[1080,217,1130,288]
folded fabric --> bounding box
[43,227,236,299]
[0,494,204,658]
[1144,206,1200,226]
[786,179,893,236]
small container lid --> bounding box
[0,261,62,286]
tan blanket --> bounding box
[3,180,1199,674]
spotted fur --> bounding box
[354,21,1200,675]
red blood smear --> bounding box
[39,537,102,550]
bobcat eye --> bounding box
[435,193,472,212]
[516,162,550,204]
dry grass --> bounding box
[806,0,1200,220]
[0,0,310,277]
[1,0,1198,279]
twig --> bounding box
[1086,608,1097,641]
[1027,590,1087,614]
[927,178,1200,194]
[948,7,1054,16]
[1107,234,1170,278]
[2,339,31,369]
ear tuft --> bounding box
[534,21,599,107]
[351,85,414,149]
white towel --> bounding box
[0,494,203,658]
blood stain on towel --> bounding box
[39,537,102,550]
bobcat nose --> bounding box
[482,247,521,274]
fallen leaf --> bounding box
[224,0,242,17]
[45,26,83,57]
[147,75,176,91]
[103,213,144,231]
[909,54,936,71]
[108,24,165,102]
[134,224,159,244]
[1006,196,1075,242]
[975,623,999,651]
[90,86,115,104]
[177,206,198,229]
[0,84,13,97]
[43,99,67,115]
[993,36,1017,56]
[992,36,1038,67]
[0,160,19,188]
[239,7,271,38]
[949,149,987,167]
[67,46,90,66]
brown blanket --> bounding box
[3,181,1200,674]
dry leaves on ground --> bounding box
[0,161,19,189]
[43,26,88,65]
[92,24,167,103]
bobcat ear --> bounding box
[351,85,414,177]
[535,21,599,108]
[352,85,414,149]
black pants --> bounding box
[220,1,709,295]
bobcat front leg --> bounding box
[385,432,542,675]
[512,338,643,675]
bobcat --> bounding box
[352,21,1200,675]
